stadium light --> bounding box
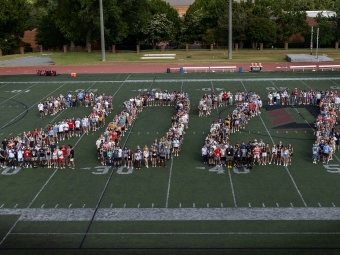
[99,0,106,61]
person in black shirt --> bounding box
[31,146,38,168]
[226,146,234,169]
[39,146,46,168]
[2,137,8,150]
[68,145,75,169]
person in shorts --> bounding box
[68,145,75,169]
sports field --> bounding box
[1,72,340,254]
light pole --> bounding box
[228,0,232,59]
[99,0,106,61]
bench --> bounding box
[290,65,317,72]
[276,66,288,71]
[166,67,180,73]
[210,66,237,72]
[182,67,210,73]
[319,65,340,71]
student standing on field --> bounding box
[69,145,75,169]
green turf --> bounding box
[1,72,340,251]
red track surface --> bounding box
[0,62,339,75]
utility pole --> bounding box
[310,26,313,55]
[99,0,106,61]
[228,0,232,59]
[316,27,319,60]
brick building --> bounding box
[165,0,194,17]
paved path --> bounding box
[0,56,54,67]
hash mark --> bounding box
[290,203,294,207]
[138,203,140,208]
[152,203,154,208]
[123,204,126,208]
[248,203,251,208]
[55,204,58,208]
[0,204,4,208]
[276,203,279,207]
[179,203,181,208]
[332,202,336,207]
[14,204,18,209]
[68,204,72,208]
[193,203,195,208]
[318,203,322,207]
[221,203,223,208]
[82,204,86,208]
[262,203,265,208]
[110,204,113,208]
[207,203,209,208]
[41,204,44,208]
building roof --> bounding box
[165,0,195,6]
[306,10,336,18]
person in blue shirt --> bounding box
[322,142,330,164]
[77,91,84,106]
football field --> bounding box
[1,72,340,254]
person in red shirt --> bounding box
[68,119,74,138]
[61,145,68,167]
[214,147,221,166]
[84,92,89,107]
[23,147,31,168]
[222,92,228,106]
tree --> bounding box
[142,13,176,48]
[35,15,68,50]
[248,17,277,48]
[276,11,308,43]
[315,14,337,45]
[0,0,31,54]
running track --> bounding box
[0,62,339,75]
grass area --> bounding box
[1,48,339,66]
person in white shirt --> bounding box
[58,122,64,141]
[38,102,44,118]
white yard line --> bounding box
[242,81,307,207]
[27,169,58,208]
[25,81,99,209]
[211,80,237,207]
[0,82,68,130]
[46,82,97,127]
[165,157,174,208]
[228,169,237,207]
[0,216,21,246]
[0,82,38,106]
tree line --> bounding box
[1,0,340,54]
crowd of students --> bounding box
[0,92,113,170]
[96,91,190,169]
[312,89,339,164]
[200,91,295,169]
[37,91,112,117]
